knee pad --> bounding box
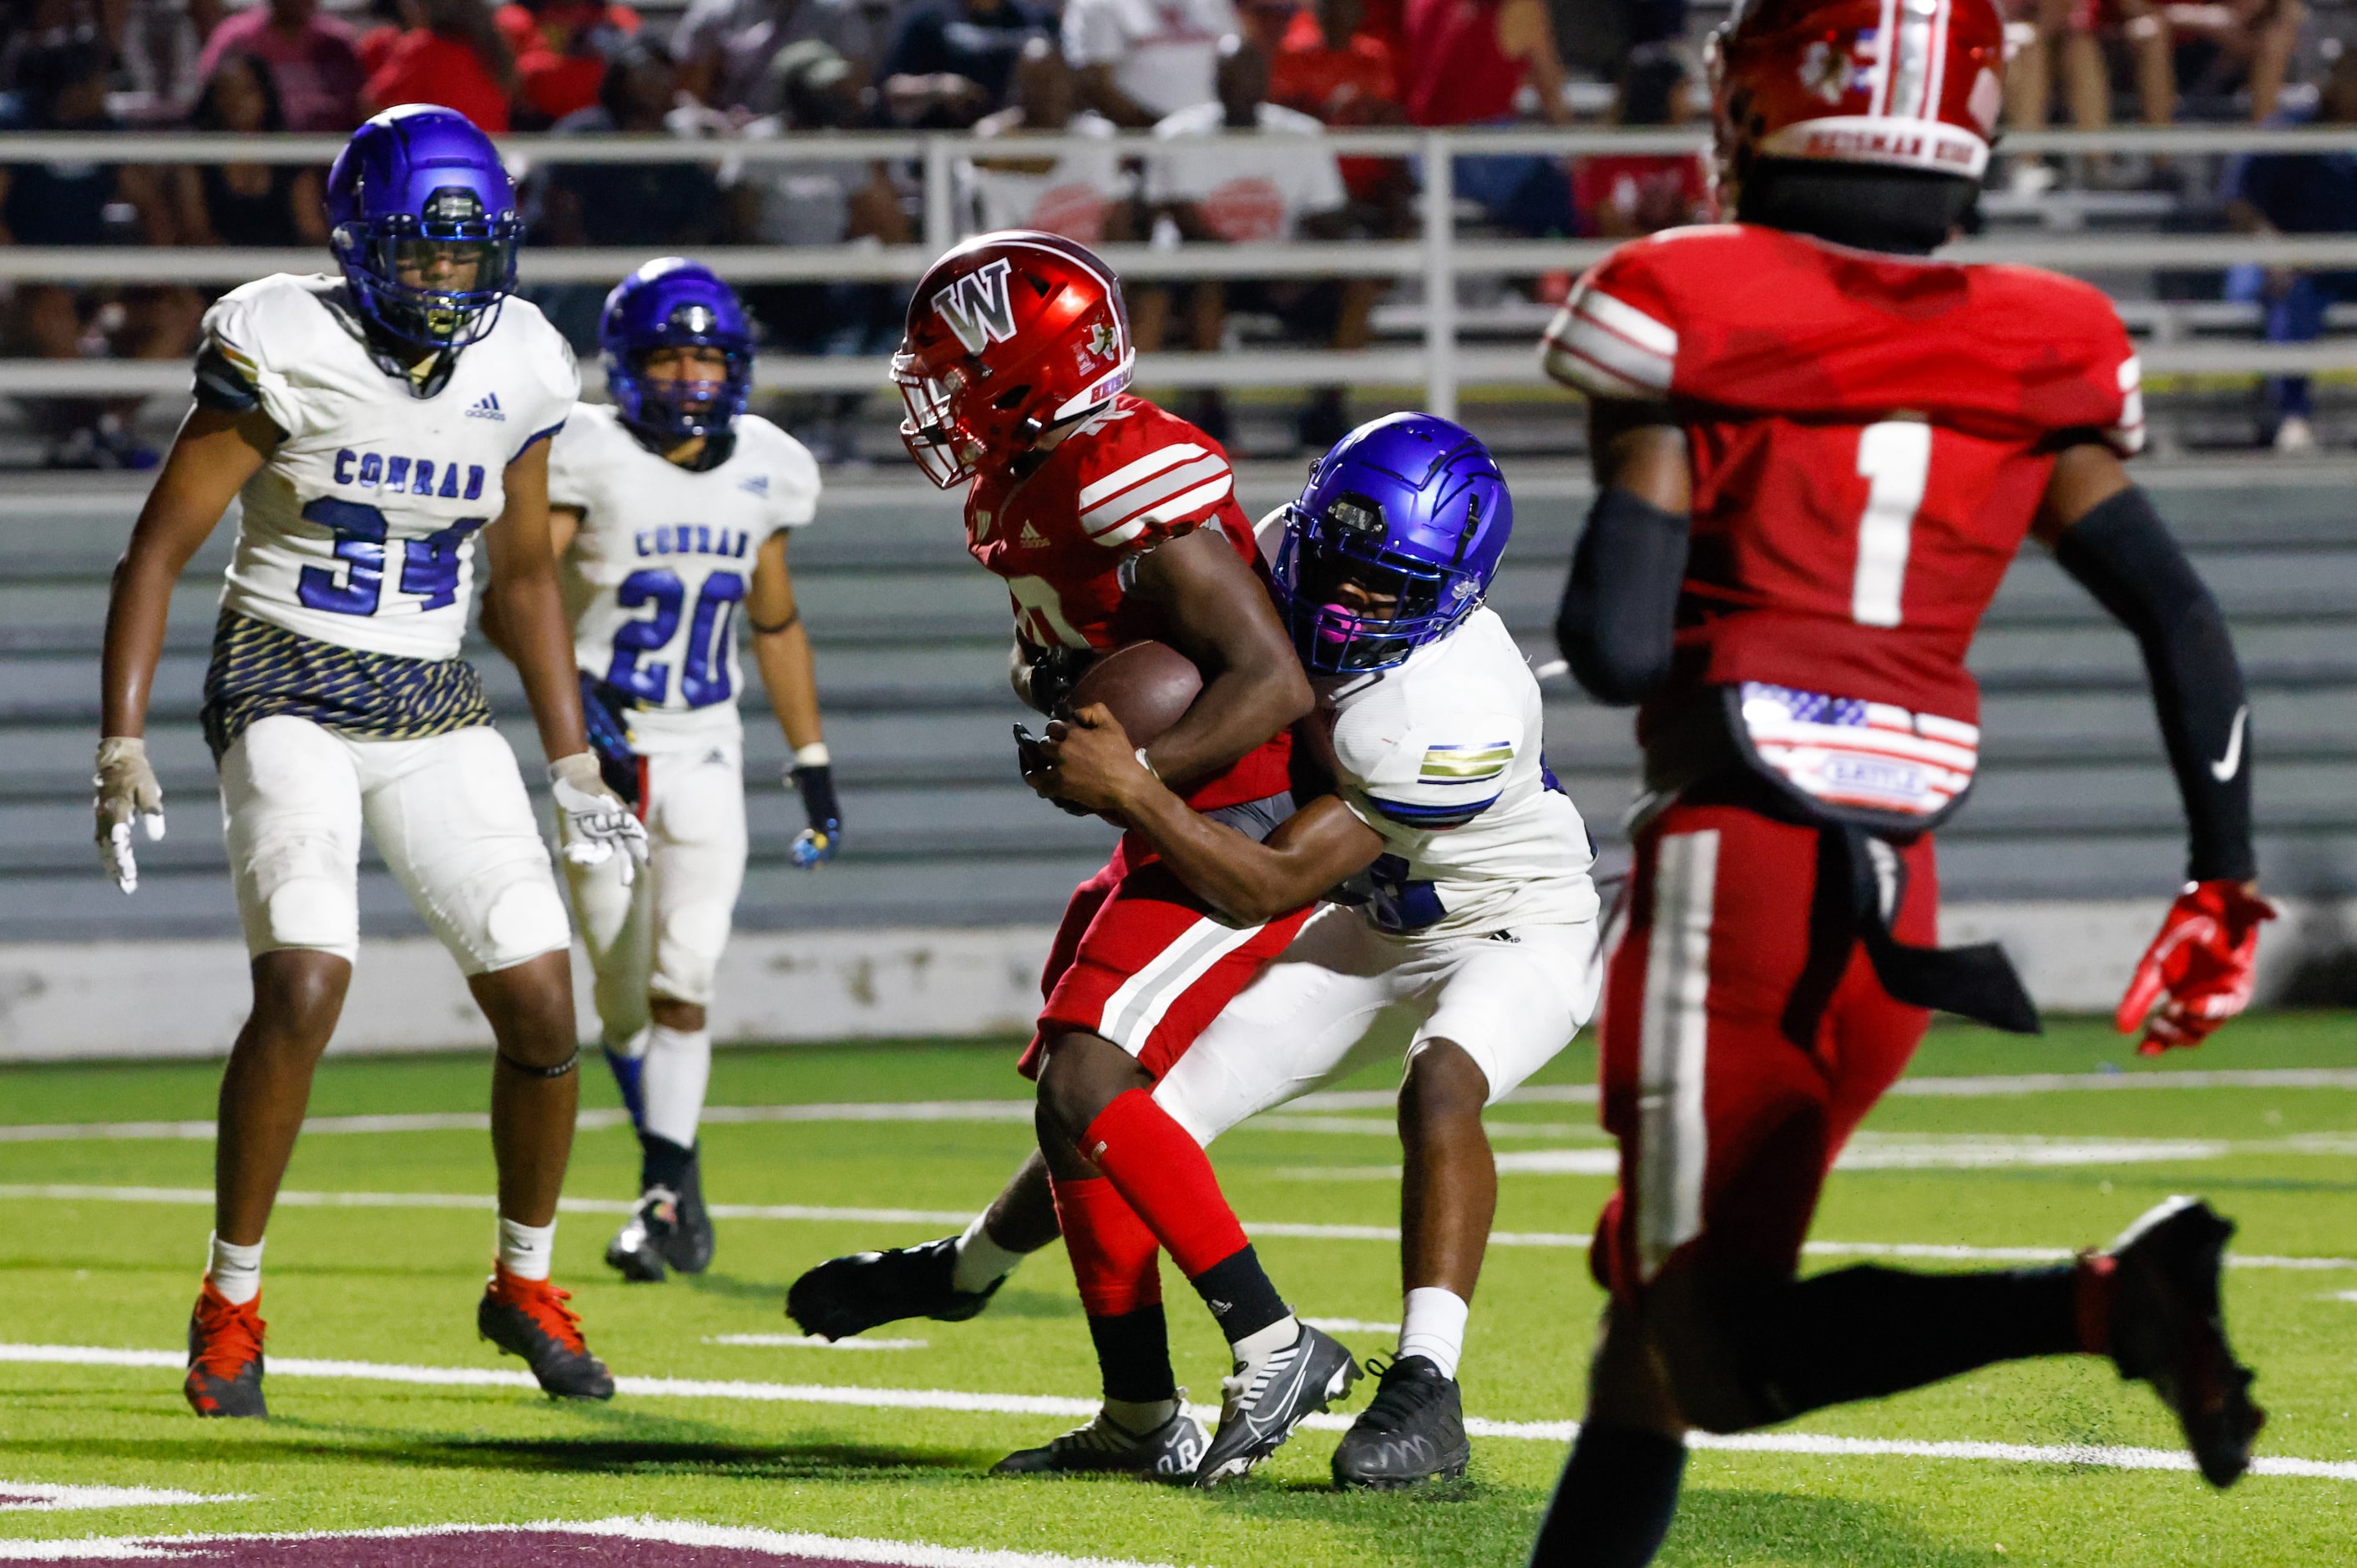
[476,878,570,974]
[242,831,357,958]
[650,903,730,1006]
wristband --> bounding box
[794,741,832,768]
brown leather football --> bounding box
[1065,641,1204,746]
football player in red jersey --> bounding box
[1529,1,2271,1560]
[861,230,1356,1482]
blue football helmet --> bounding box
[326,105,521,353]
[601,258,756,443]
[1272,413,1514,675]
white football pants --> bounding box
[1153,903,1602,1145]
[561,734,747,1043]
[218,716,570,974]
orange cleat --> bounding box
[478,1263,615,1400]
[185,1282,267,1419]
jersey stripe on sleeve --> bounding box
[1080,447,1234,546]
[2107,353,2147,456]
[1540,283,1677,402]
[1367,792,1501,830]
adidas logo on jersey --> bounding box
[466,392,505,422]
[740,473,769,497]
[1019,521,1048,548]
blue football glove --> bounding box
[788,761,841,867]
[579,673,641,806]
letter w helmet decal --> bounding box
[933,258,1019,355]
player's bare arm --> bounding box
[1125,526,1314,791]
[750,531,823,751]
[476,505,579,662]
[479,441,589,766]
[1045,703,1382,924]
[95,406,280,888]
[2031,440,2274,1052]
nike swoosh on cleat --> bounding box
[2210,706,2248,782]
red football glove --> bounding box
[2115,880,2278,1055]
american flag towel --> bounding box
[1736,681,1980,821]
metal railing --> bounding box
[8,124,2357,413]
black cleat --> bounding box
[478,1266,615,1400]
[787,1236,1003,1341]
[2098,1196,2263,1488]
[665,1151,715,1274]
[1331,1355,1470,1489]
[991,1406,1211,1482]
[605,1189,678,1283]
[185,1282,268,1419]
[1196,1323,1361,1486]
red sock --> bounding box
[1050,1174,1161,1317]
[1081,1088,1250,1278]
[2074,1252,2117,1356]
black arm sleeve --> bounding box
[2051,485,2255,883]
[1554,486,1692,706]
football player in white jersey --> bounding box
[94,106,646,1419]
[791,416,1601,1488]
[507,259,832,1283]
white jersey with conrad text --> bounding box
[1326,607,1598,938]
[551,402,821,750]
[205,274,580,660]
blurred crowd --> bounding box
[2,0,2354,464]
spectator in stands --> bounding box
[117,0,233,124]
[878,0,1045,127]
[959,36,1136,240]
[1402,0,1575,235]
[671,0,889,113]
[0,37,200,469]
[1141,33,1368,450]
[499,0,642,127]
[1570,43,1706,238]
[731,38,910,464]
[2002,0,2172,190]
[167,53,331,248]
[2222,47,2357,451]
[196,0,367,132]
[362,0,518,131]
[1267,0,1412,230]
[2167,0,2303,122]
[1062,0,1238,126]
[531,38,726,341]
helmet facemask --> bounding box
[1274,494,1479,675]
[336,187,520,352]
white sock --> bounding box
[1398,1286,1470,1381]
[205,1232,264,1306]
[497,1216,556,1282]
[951,1211,1026,1294]
[640,1023,711,1150]
[1229,1313,1301,1374]
[608,1024,651,1060]
[1104,1395,1180,1435]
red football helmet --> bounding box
[893,230,1134,487]
[1709,0,2006,205]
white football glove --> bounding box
[94,736,165,894]
[549,752,649,886]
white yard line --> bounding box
[0,1517,1178,1565]
[5,1183,2348,1269]
[5,1067,2349,1146]
[0,1482,245,1514]
[0,1344,2349,1484]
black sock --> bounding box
[1087,1304,1177,1404]
[1186,1245,1290,1343]
[1737,1264,2080,1420]
[1530,1423,1687,1567]
[639,1133,695,1195]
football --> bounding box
[1064,640,1204,746]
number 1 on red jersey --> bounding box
[1852,421,1931,629]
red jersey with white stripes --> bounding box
[1543,223,2141,821]
[967,393,1293,809]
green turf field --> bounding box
[1,1013,2352,1565]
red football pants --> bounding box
[1591,798,1939,1300]
[1020,831,1315,1081]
